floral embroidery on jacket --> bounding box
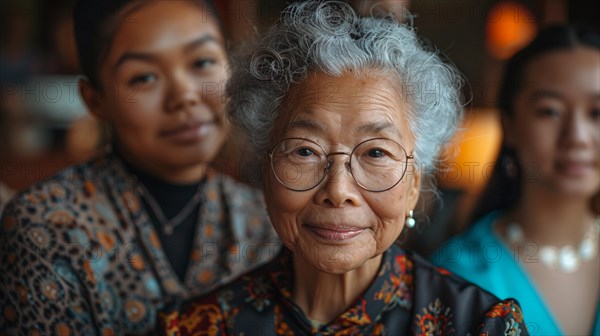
[504,318,523,336]
[160,246,530,335]
[415,298,454,335]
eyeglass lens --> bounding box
[270,138,409,192]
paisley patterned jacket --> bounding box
[0,154,280,335]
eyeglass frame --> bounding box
[266,137,415,192]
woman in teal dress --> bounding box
[432,25,600,335]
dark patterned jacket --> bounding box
[0,154,280,335]
[161,245,529,335]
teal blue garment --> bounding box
[430,211,600,336]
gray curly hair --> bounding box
[227,0,463,177]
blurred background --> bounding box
[1,0,598,253]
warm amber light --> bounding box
[486,1,537,60]
[438,109,502,194]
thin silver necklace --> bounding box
[136,182,203,235]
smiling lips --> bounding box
[556,160,596,176]
[160,121,215,144]
[304,224,366,241]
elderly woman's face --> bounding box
[265,72,421,273]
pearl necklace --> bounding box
[506,218,600,273]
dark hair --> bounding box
[471,24,600,222]
[73,0,221,88]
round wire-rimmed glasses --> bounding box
[267,137,414,192]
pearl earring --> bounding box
[405,210,416,228]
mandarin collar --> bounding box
[267,245,414,332]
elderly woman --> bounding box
[161,1,529,334]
